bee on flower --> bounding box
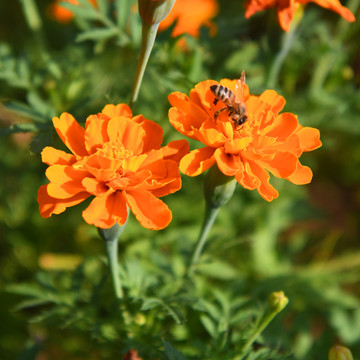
[168,73,322,201]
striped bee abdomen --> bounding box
[210,85,236,106]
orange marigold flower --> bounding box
[49,0,97,23]
[158,0,219,37]
[37,104,189,230]
[168,77,321,201]
[244,0,355,31]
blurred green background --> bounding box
[1,0,360,359]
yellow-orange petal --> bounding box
[84,115,109,154]
[308,0,355,21]
[287,162,313,184]
[133,115,164,152]
[277,1,296,31]
[124,190,172,230]
[296,127,322,151]
[101,104,133,118]
[224,138,252,153]
[52,113,87,157]
[41,146,75,166]
[179,147,216,176]
[82,191,128,229]
[82,177,108,195]
[214,147,242,176]
[266,113,299,140]
[38,184,90,218]
[247,160,279,201]
[107,117,145,155]
[260,151,298,178]
[258,89,286,115]
[45,165,88,198]
[169,92,209,130]
[190,80,218,109]
[161,139,190,163]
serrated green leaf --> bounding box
[96,0,109,17]
[162,340,187,360]
[0,123,49,137]
[76,27,119,42]
[59,1,99,20]
[197,260,239,280]
[200,314,217,338]
[3,101,48,123]
[13,298,53,311]
[141,297,163,311]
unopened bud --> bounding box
[138,0,176,25]
[329,345,354,360]
[268,291,289,313]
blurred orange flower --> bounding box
[49,0,97,23]
[37,104,189,229]
[158,0,219,37]
[168,78,321,201]
[244,0,355,31]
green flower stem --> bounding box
[129,21,159,109]
[98,222,127,299]
[19,0,42,32]
[188,206,220,277]
[238,291,289,356]
[187,166,237,277]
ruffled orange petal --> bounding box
[41,146,75,166]
[180,147,216,176]
[277,0,297,31]
[82,177,108,195]
[244,0,278,18]
[296,127,322,151]
[52,113,87,157]
[161,139,190,163]
[305,0,355,21]
[214,147,242,176]
[84,115,109,155]
[38,184,90,218]
[124,190,172,230]
[261,151,298,178]
[266,113,298,140]
[247,161,279,201]
[190,80,218,109]
[101,104,133,118]
[287,161,313,184]
[107,117,145,154]
[45,165,88,198]
[132,115,164,152]
[82,191,128,228]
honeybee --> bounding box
[210,71,247,127]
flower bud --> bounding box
[268,291,289,313]
[204,165,237,209]
[329,345,354,360]
[138,0,176,25]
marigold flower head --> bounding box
[49,0,97,23]
[37,104,189,230]
[329,345,354,360]
[158,0,219,37]
[168,76,321,201]
[244,0,355,31]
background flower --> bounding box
[49,0,97,23]
[244,0,355,31]
[168,78,321,201]
[158,0,219,37]
[38,104,189,229]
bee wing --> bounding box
[235,70,246,101]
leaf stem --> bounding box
[188,206,220,277]
[129,22,159,109]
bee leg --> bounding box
[213,98,219,105]
[214,107,227,123]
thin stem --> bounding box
[104,237,123,299]
[19,0,42,32]
[187,206,220,277]
[129,22,159,109]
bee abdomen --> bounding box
[210,85,235,105]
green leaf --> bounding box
[3,101,48,123]
[76,27,119,42]
[196,260,238,280]
[162,340,187,360]
[59,1,99,20]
